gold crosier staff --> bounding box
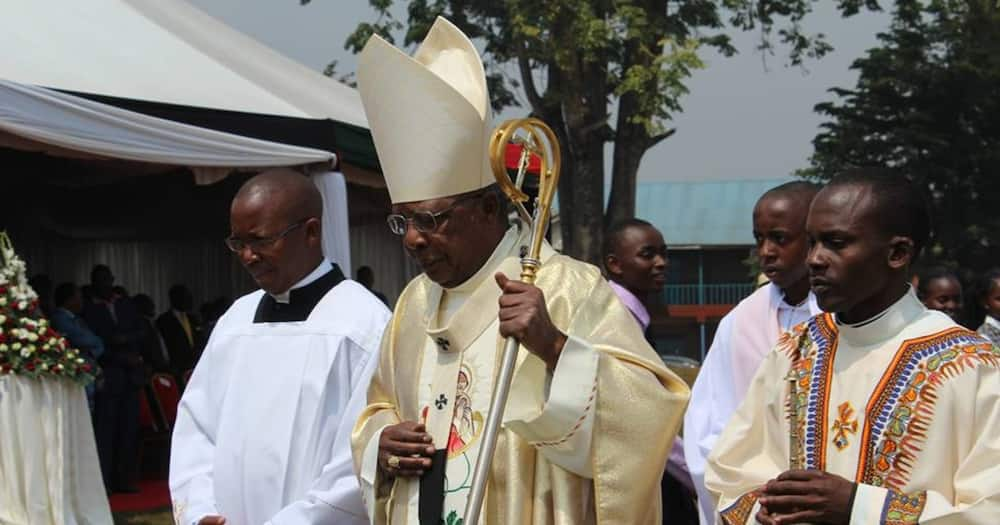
[463,117,561,525]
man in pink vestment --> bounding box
[684,181,821,524]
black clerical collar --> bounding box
[253,263,345,323]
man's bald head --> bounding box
[229,168,326,295]
[233,168,323,222]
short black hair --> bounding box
[90,264,112,283]
[827,168,931,260]
[916,266,959,299]
[133,293,155,317]
[759,180,822,206]
[168,284,190,308]
[54,282,77,307]
[603,218,656,259]
[977,268,1000,301]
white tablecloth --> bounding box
[0,375,112,524]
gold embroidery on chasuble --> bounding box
[831,401,858,451]
[781,316,837,471]
[417,234,529,519]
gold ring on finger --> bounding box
[387,454,401,469]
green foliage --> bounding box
[805,0,1000,276]
[337,0,881,262]
[343,1,851,122]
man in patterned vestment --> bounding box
[706,170,1000,524]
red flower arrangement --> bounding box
[0,232,94,385]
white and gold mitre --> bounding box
[358,16,492,204]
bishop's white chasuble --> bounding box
[706,290,1000,524]
[352,226,690,524]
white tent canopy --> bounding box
[0,0,427,305]
[0,0,380,276]
[0,0,367,127]
[0,79,334,171]
[0,78,352,274]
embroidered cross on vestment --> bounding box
[435,394,449,410]
[831,401,858,450]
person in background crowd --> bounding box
[604,218,699,525]
[82,264,144,493]
[156,284,201,383]
[684,181,821,524]
[977,268,1000,346]
[198,296,231,341]
[29,273,53,317]
[133,293,171,375]
[603,218,668,340]
[917,265,964,322]
[356,265,389,306]
[81,284,95,306]
[50,282,105,411]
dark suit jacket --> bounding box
[82,297,145,392]
[138,316,171,374]
[156,310,201,376]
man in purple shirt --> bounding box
[604,218,667,332]
[604,218,698,525]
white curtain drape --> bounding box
[0,78,334,168]
[311,171,352,274]
[15,235,256,320]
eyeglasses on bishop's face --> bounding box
[386,193,483,236]
[225,219,308,253]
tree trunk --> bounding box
[606,0,672,229]
[607,91,646,228]
[541,8,610,266]
[563,134,608,265]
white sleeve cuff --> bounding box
[503,335,599,477]
[849,483,889,525]
[359,425,388,520]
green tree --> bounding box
[803,0,1000,276]
[320,0,880,264]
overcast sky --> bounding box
[188,0,890,182]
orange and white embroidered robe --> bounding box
[351,227,690,524]
[706,290,1000,524]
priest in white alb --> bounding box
[706,171,1000,524]
[169,170,391,525]
[351,17,690,525]
[684,181,821,524]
